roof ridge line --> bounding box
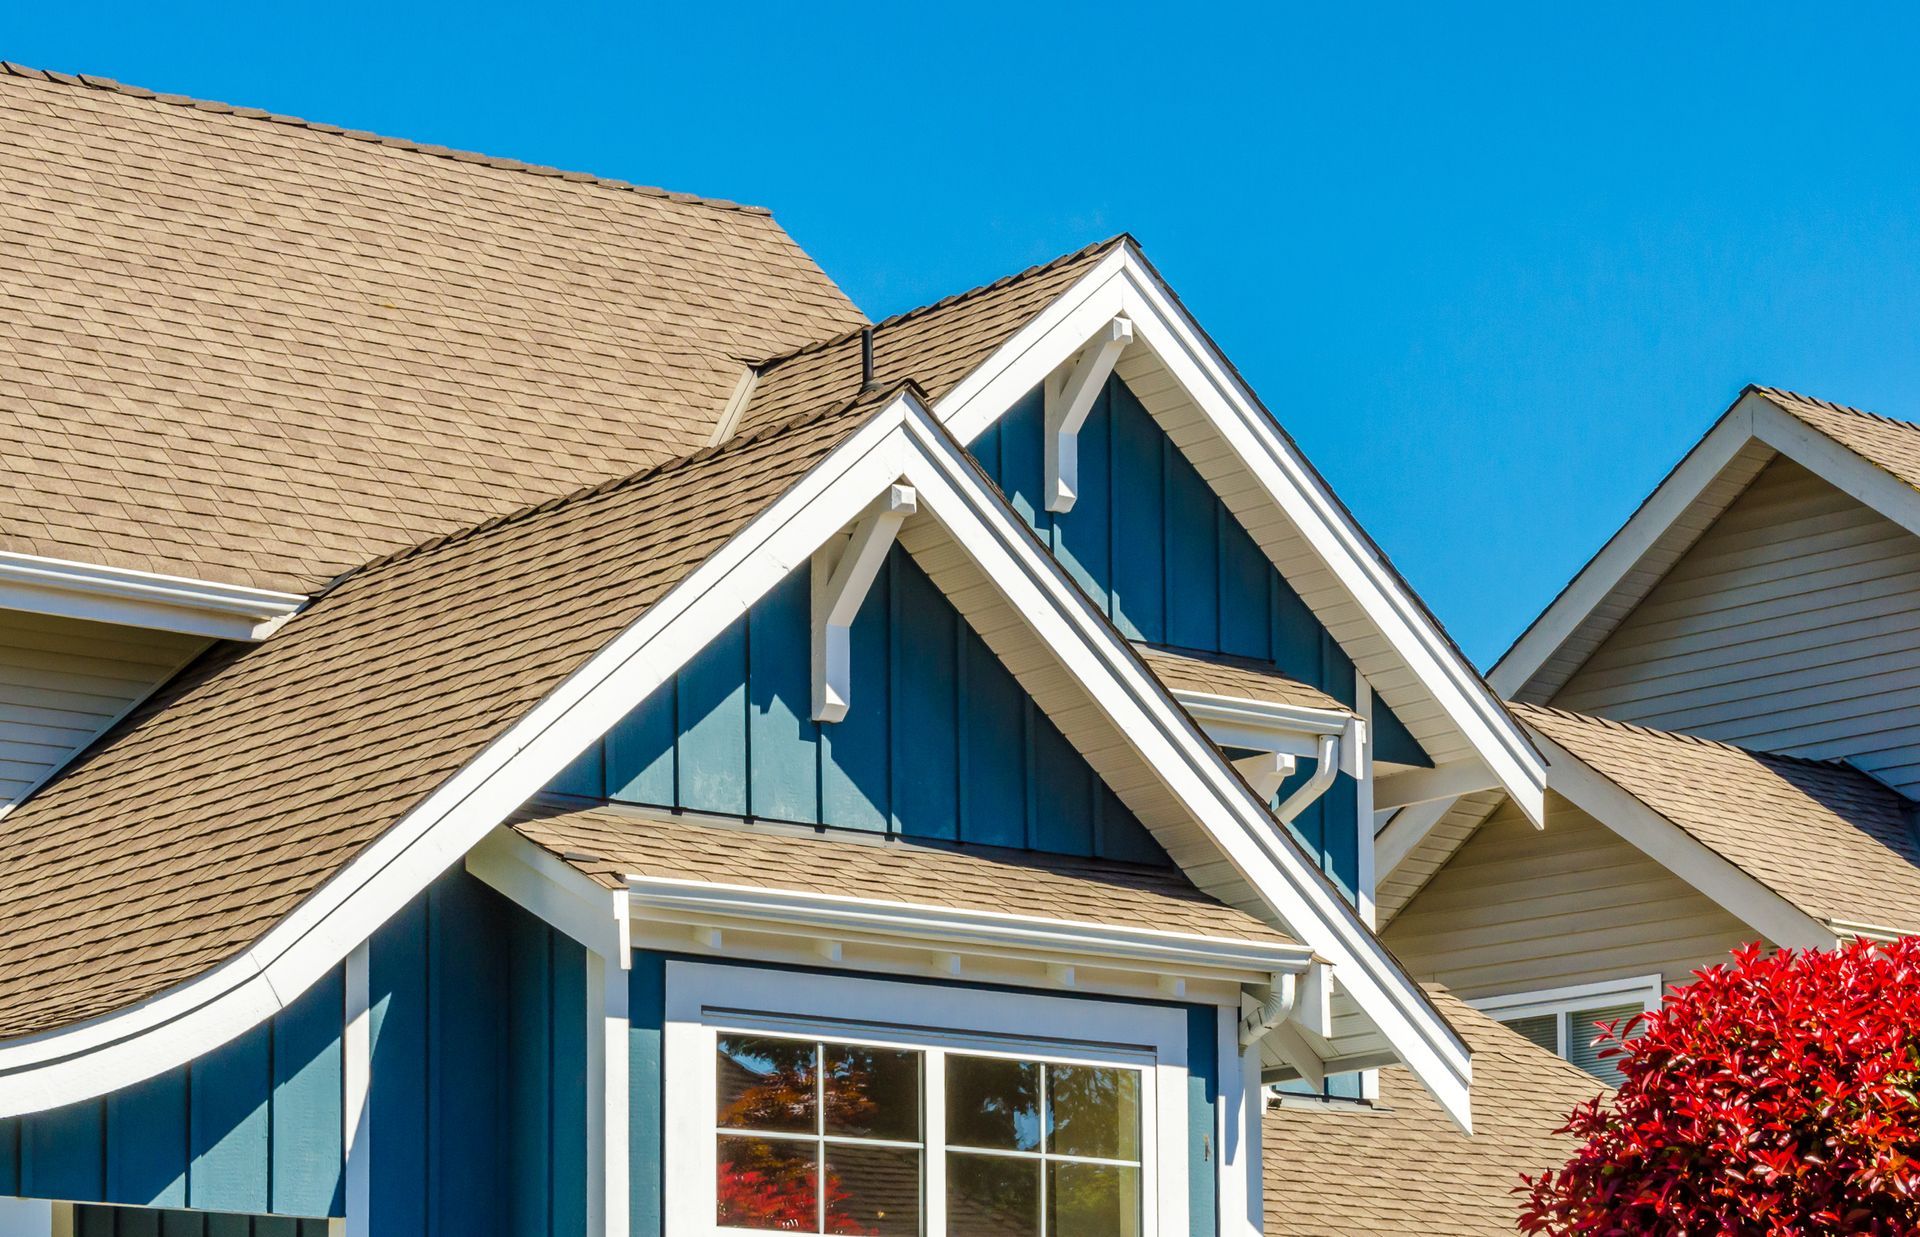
[754,233,1134,373]
[329,378,923,590]
[1750,384,1920,433]
[0,61,772,217]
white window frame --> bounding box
[663,960,1189,1236]
[1470,974,1662,1060]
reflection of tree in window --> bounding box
[716,1036,921,1235]
[947,1055,1142,1237]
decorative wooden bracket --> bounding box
[812,484,917,722]
[1232,751,1298,802]
[1043,317,1134,513]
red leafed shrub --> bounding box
[1521,938,1920,1236]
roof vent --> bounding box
[859,326,878,392]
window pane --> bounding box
[1568,1001,1643,1084]
[946,1055,1041,1151]
[824,1043,921,1141]
[1498,1013,1559,1055]
[1046,1065,1140,1160]
[1048,1161,1140,1237]
[826,1143,921,1236]
[718,1036,818,1133]
[946,1151,1041,1236]
[717,1134,818,1231]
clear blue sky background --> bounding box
[9,4,1920,665]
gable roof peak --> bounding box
[0,60,771,216]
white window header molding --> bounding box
[0,551,305,641]
[1469,974,1663,1021]
[626,875,1316,991]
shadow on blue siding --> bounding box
[551,548,1168,866]
[369,868,587,1237]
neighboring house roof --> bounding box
[510,799,1295,944]
[0,389,886,1041]
[1517,703,1920,937]
[1495,385,1920,703]
[1262,988,1597,1237]
[1134,643,1353,716]
[719,238,1125,442]
[1761,386,1920,491]
[0,63,862,594]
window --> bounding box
[710,1034,1142,1235]
[1471,976,1661,1086]
[667,963,1188,1236]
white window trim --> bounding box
[663,960,1189,1236]
[1471,975,1662,1059]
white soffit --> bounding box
[1492,388,1920,705]
[936,242,1545,827]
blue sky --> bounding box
[9,3,1920,665]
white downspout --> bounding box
[1238,970,1299,1048]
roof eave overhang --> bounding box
[1493,388,1920,704]
[936,241,1546,828]
[0,551,305,640]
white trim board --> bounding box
[1493,388,1920,704]
[936,242,1546,828]
[0,390,1476,1135]
[0,551,304,641]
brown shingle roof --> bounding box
[0,63,864,594]
[511,800,1293,944]
[723,237,1125,441]
[1263,988,1596,1236]
[0,389,895,1041]
[1134,644,1352,716]
[1517,703,1920,934]
[1753,386,1920,492]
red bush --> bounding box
[1521,938,1920,1236]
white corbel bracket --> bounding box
[813,484,918,722]
[1044,317,1134,513]
[1232,751,1298,802]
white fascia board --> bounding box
[893,411,1477,1132]
[0,551,306,641]
[1526,723,1834,951]
[0,391,1476,1135]
[0,397,922,1115]
[1491,391,1920,702]
[625,876,1315,981]
[938,245,1546,830]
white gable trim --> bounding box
[0,551,305,641]
[0,392,1475,1135]
[939,244,1546,827]
[1493,389,1920,702]
[1526,724,1834,952]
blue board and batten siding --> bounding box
[0,970,345,1218]
[3,871,585,1237]
[369,869,586,1237]
[624,955,1223,1236]
[977,376,1428,897]
[552,547,1168,866]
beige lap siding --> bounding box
[1382,794,1757,1002]
[0,610,203,809]
[1554,456,1920,794]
